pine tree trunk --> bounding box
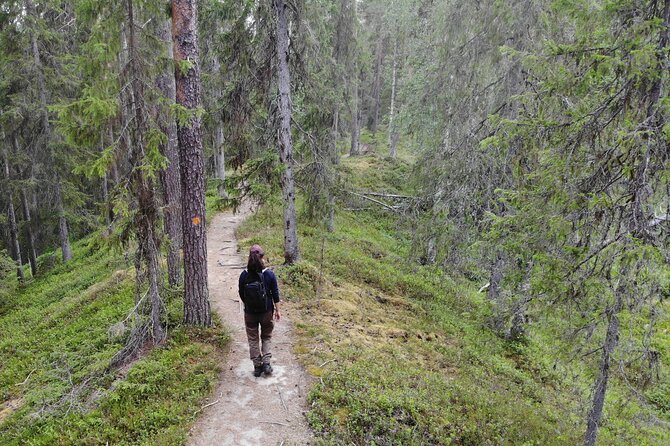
[274,0,300,264]
[157,17,183,287]
[172,0,211,325]
[388,39,399,158]
[3,148,24,283]
[26,0,72,262]
[214,123,226,197]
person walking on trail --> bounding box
[239,244,281,377]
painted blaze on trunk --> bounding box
[172,0,211,326]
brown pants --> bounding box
[245,311,274,366]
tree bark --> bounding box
[214,123,226,197]
[3,148,24,283]
[126,0,166,343]
[584,287,624,446]
[156,17,183,287]
[349,0,360,156]
[11,134,38,277]
[20,188,38,277]
[388,38,399,158]
[54,179,73,262]
[350,75,360,156]
[172,0,211,325]
[25,0,72,262]
[368,29,384,135]
[273,0,300,264]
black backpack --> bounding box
[243,270,268,313]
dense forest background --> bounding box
[1,0,669,445]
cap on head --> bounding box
[250,244,265,256]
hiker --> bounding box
[239,244,281,377]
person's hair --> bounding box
[247,251,264,273]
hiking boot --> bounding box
[262,363,273,376]
[253,365,263,377]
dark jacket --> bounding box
[239,268,280,313]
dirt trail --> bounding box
[187,206,313,446]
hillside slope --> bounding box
[237,144,670,445]
[0,237,226,445]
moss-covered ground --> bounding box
[237,133,670,445]
[0,187,228,445]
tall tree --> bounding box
[2,141,24,283]
[25,0,73,262]
[124,0,165,344]
[387,37,398,158]
[156,16,182,287]
[348,0,361,157]
[172,0,211,325]
[273,0,300,264]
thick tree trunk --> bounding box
[214,123,226,197]
[26,0,72,262]
[3,149,24,283]
[584,289,624,446]
[156,17,183,287]
[273,0,301,264]
[388,39,399,158]
[172,0,211,325]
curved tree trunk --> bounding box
[274,0,300,264]
[172,0,211,325]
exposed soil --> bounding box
[187,205,314,446]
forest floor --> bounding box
[187,204,313,446]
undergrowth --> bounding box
[0,234,227,445]
[237,150,670,445]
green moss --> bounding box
[238,151,670,445]
[0,237,226,445]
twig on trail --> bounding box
[193,399,220,416]
[15,369,36,386]
[260,421,290,427]
[276,384,288,411]
[319,359,337,368]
